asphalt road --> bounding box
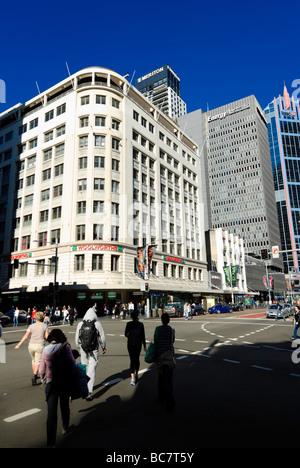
[1,309,300,450]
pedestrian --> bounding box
[26,308,32,326]
[31,307,37,324]
[125,310,146,385]
[154,312,175,411]
[13,307,19,327]
[15,311,49,386]
[75,307,106,401]
[62,306,68,325]
[275,304,286,321]
[184,302,188,320]
[293,306,300,340]
[68,305,75,325]
[39,328,76,448]
[54,307,61,324]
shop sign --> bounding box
[162,255,185,264]
[72,244,123,252]
[11,252,32,260]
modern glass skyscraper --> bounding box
[265,87,300,273]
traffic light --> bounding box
[261,249,269,260]
[144,282,149,292]
[13,259,19,269]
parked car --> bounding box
[266,304,289,319]
[208,304,231,314]
[230,303,244,312]
[0,312,11,327]
[191,304,206,315]
[164,302,184,317]
[4,309,28,323]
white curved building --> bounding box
[0,67,211,311]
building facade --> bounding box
[135,64,187,119]
[0,67,210,313]
[264,86,300,273]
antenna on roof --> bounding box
[124,70,136,95]
[66,62,75,89]
[35,81,45,107]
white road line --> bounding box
[223,359,240,364]
[252,365,272,371]
[4,408,41,423]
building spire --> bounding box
[283,82,291,110]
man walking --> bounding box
[75,307,106,401]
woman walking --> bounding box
[15,311,48,385]
[125,310,146,385]
[39,329,76,448]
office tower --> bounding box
[0,66,208,310]
[265,86,300,273]
[179,95,283,269]
[135,64,187,119]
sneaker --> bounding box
[32,375,37,386]
[86,394,93,401]
[130,380,135,386]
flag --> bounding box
[136,246,146,279]
[147,244,157,272]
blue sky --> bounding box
[1,0,300,114]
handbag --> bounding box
[70,364,90,400]
[144,327,158,363]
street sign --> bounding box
[272,245,279,258]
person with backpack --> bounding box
[75,307,106,401]
[124,310,146,385]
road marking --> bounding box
[223,359,240,364]
[290,373,300,378]
[251,365,272,371]
[4,408,41,423]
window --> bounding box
[55,143,65,157]
[56,103,66,116]
[54,164,64,177]
[25,194,34,206]
[21,235,30,250]
[78,179,87,191]
[26,174,35,186]
[81,96,89,105]
[93,200,104,213]
[96,95,106,104]
[43,148,52,162]
[112,180,119,193]
[19,124,27,135]
[93,224,103,240]
[77,201,86,214]
[30,118,38,129]
[111,225,119,241]
[112,119,120,130]
[56,125,65,137]
[44,130,53,142]
[29,138,37,149]
[111,202,119,215]
[112,98,120,109]
[80,117,89,128]
[95,135,105,147]
[40,210,49,222]
[42,168,51,181]
[94,156,105,168]
[38,231,48,247]
[75,254,85,271]
[94,178,104,190]
[19,262,28,277]
[112,159,119,171]
[52,206,62,219]
[112,138,120,151]
[92,254,103,271]
[53,184,63,197]
[79,136,88,148]
[36,259,45,275]
[41,188,50,201]
[111,255,119,271]
[78,157,87,169]
[51,229,60,244]
[95,116,105,127]
[45,110,54,122]
[23,214,32,226]
[133,110,139,121]
[76,224,85,241]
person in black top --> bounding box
[125,310,146,385]
[293,306,300,340]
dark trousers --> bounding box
[128,345,142,374]
[157,366,174,409]
[45,382,70,447]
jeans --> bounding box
[294,324,299,340]
[45,382,70,447]
[13,316,18,326]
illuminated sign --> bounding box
[162,255,185,264]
